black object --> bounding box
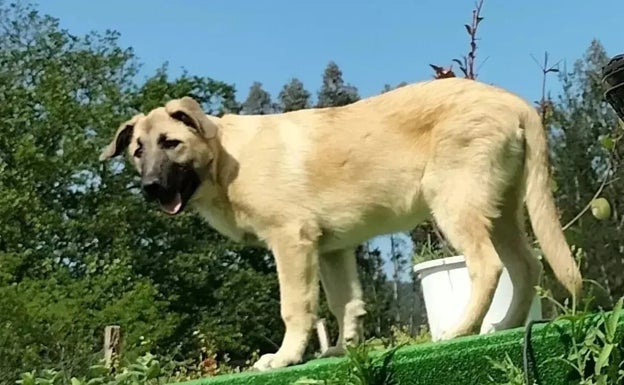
[522,319,550,385]
[602,54,624,121]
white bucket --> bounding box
[413,255,542,341]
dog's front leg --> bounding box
[252,223,320,371]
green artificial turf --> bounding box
[172,310,624,385]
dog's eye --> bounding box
[162,139,182,150]
[134,141,143,158]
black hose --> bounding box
[522,319,550,385]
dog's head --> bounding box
[99,96,219,215]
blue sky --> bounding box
[37,0,624,104]
[36,0,624,280]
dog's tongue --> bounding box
[160,193,182,215]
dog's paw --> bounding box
[480,322,500,335]
[437,321,484,342]
[252,351,303,372]
[319,345,346,358]
[436,329,456,342]
[437,327,472,342]
[252,353,277,371]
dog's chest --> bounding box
[192,201,263,247]
[190,192,241,236]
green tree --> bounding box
[0,2,282,382]
[278,78,311,112]
[240,81,277,115]
[0,2,182,381]
[316,61,360,108]
[355,243,394,338]
[547,39,624,301]
[380,81,408,94]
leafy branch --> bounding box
[529,51,617,233]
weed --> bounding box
[487,282,624,385]
[486,353,533,385]
[291,341,404,385]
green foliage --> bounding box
[487,284,624,385]
[291,342,404,385]
[0,2,400,383]
[486,354,529,385]
[4,0,624,383]
[133,64,241,115]
[380,82,408,94]
[544,296,624,384]
[0,275,181,382]
[0,1,281,382]
[316,61,360,108]
[364,324,432,351]
[355,243,395,339]
[278,78,312,112]
[13,351,247,385]
[546,39,624,302]
[292,324,430,385]
[240,81,277,115]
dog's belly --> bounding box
[317,208,430,253]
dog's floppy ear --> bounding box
[165,96,218,139]
[99,113,144,161]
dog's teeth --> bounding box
[161,193,182,214]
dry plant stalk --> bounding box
[423,0,486,250]
[531,51,560,124]
[430,0,486,80]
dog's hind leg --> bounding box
[252,222,321,371]
[487,183,542,332]
[318,248,367,357]
[429,192,504,340]
[421,128,524,340]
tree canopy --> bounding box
[0,1,622,383]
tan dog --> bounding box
[100,77,582,371]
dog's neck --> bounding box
[189,142,250,244]
[214,145,239,192]
[188,113,269,243]
[194,113,254,210]
[209,117,242,189]
[210,113,262,184]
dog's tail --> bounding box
[522,106,583,299]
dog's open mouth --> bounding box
[160,169,200,215]
[159,192,184,215]
[145,165,201,216]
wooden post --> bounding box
[315,318,329,354]
[104,325,121,369]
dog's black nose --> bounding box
[142,180,163,201]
